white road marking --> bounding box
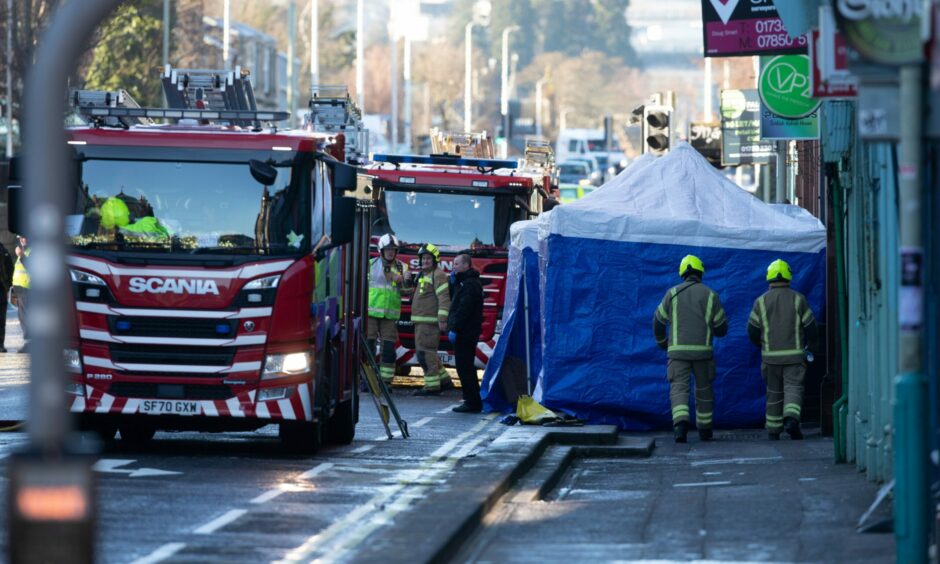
[351,445,375,454]
[130,542,187,564]
[702,471,722,476]
[193,509,248,535]
[92,459,182,478]
[673,481,733,488]
[799,477,817,482]
[299,462,333,480]
[251,489,285,504]
[278,415,497,563]
[436,403,462,414]
[411,416,433,428]
[690,456,783,467]
[371,431,401,441]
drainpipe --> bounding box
[829,162,849,463]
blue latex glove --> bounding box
[449,271,456,284]
[448,331,457,344]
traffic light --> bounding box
[643,105,672,156]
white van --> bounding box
[555,128,628,180]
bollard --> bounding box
[893,372,929,563]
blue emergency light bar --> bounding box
[372,153,519,171]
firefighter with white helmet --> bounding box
[367,233,412,385]
[411,243,453,395]
[747,259,818,440]
[653,255,728,443]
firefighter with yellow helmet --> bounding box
[411,243,453,395]
[653,255,728,443]
[367,234,412,385]
[747,259,818,440]
[100,196,170,237]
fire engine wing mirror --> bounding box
[6,157,24,235]
[330,196,357,246]
[325,160,357,192]
[249,159,278,186]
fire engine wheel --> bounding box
[119,423,156,445]
[324,394,358,445]
[279,421,322,455]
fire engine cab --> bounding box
[361,131,557,372]
[9,66,372,453]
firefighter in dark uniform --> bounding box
[747,259,818,440]
[653,255,729,443]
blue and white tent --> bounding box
[481,154,657,413]
[484,144,826,430]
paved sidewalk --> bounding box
[356,423,895,563]
[0,306,29,423]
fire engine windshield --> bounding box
[377,190,511,250]
[69,158,308,256]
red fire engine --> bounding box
[362,132,558,373]
[10,67,372,453]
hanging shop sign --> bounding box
[720,89,776,166]
[758,55,821,118]
[835,0,925,65]
[701,0,809,57]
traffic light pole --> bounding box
[8,2,123,562]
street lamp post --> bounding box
[223,0,230,68]
[464,22,475,132]
[500,25,520,157]
[310,0,318,88]
[535,77,546,138]
[356,0,364,110]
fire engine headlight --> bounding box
[263,352,310,379]
[244,275,281,290]
[69,269,106,286]
[64,348,82,374]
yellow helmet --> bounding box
[679,254,704,278]
[766,259,792,282]
[100,196,130,229]
[417,243,440,262]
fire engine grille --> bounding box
[108,383,234,400]
[109,344,237,367]
[108,316,238,339]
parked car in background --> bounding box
[565,156,603,186]
[558,160,591,185]
[559,183,595,203]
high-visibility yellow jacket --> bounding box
[12,249,29,289]
[653,277,728,360]
[410,268,450,325]
[367,257,410,320]
[747,283,818,365]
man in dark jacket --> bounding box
[447,252,484,413]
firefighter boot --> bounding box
[698,428,713,441]
[674,421,689,444]
[784,417,803,440]
[768,431,781,440]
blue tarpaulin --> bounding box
[483,145,826,430]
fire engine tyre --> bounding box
[119,423,156,445]
[324,394,358,445]
[279,421,322,454]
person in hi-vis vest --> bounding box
[366,234,412,385]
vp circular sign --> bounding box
[758,55,820,119]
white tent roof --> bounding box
[540,143,825,254]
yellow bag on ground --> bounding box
[516,395,559,425]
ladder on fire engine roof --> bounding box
[429,127,495,158]
[521,138,556,173]
[305,85,369,165]
[71,88,154,128]
[160,64,260,128]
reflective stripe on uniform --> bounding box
[412,315,438,324]
[437,309,448,317]
[696,411,713,424]
[758,297,770,353]
[667,344,713,353]
[784,403,802,416]
[670,288,678,346]
[762,349,804,357]
[672,405,689,418]
[435,284,448,295]
[704,293,714,346]
[794,295,802,350]
[656,303,668,323]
